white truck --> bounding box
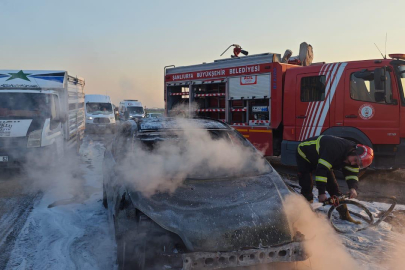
[85,94,116,133]
[119,100,145,120]
[0,70,85,168]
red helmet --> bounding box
[355,144,374,169]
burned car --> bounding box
[103,118,307,270]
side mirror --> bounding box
[374,67,387,91]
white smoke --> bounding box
[115,117,269,197]
[384,233,405,270]
[16,136,105,206]
[283,194,360,270]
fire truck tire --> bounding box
[322,127,372,148]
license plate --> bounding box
[0,156,8,162]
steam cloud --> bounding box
[115,117,269,197]
[283,194,360,270]
[18,138,98,206]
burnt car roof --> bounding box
[137,117,230,132]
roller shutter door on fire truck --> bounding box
[229,74,271,99]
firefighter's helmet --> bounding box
[355,144,374,169]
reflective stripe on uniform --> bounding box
[344,166,359,173]
[298,146,310,163]
[298,135,324,155]
[316,135,323,154]
[345,175,359,181]
[318,158,332,170]
[315,176,327,183]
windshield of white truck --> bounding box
[127,106,144,114]
[0,93,51,119]
[86,103,113,115]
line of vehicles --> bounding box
[0,71,159,168]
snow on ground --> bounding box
[5,138,116,270]
[3,138,405,270]
[284,179,405,270]
[314,202,403,270]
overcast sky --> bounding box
[1,0,404,107]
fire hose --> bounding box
[325,195,397,233]
[285,182,397,234]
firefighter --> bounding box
[296,135,374,222]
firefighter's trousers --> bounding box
[295,151,341,201]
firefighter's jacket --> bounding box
[297,135,359,194]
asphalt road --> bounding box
[0,133,115,270]
[0,170,42,269]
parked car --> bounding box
[103,117,307,270]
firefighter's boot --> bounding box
[336,204,361,225]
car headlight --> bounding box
[27,129,42,148]
[87,116,93,120]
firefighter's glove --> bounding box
[318,194,328,203]
[336,204,361,225]
[349,188,358,199]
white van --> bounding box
[0,70,85,168]
[85,94,116,133]
[119,100,145,120]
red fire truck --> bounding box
[164,46,405,169]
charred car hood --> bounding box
[127,170,294,252]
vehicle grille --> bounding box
[93,118,110,124]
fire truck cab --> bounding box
[164,51,405,170]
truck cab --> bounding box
[282,55,405,169]
[0,70,85,168]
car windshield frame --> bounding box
[132,128,273,180]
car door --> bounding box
[343,67,400,144]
